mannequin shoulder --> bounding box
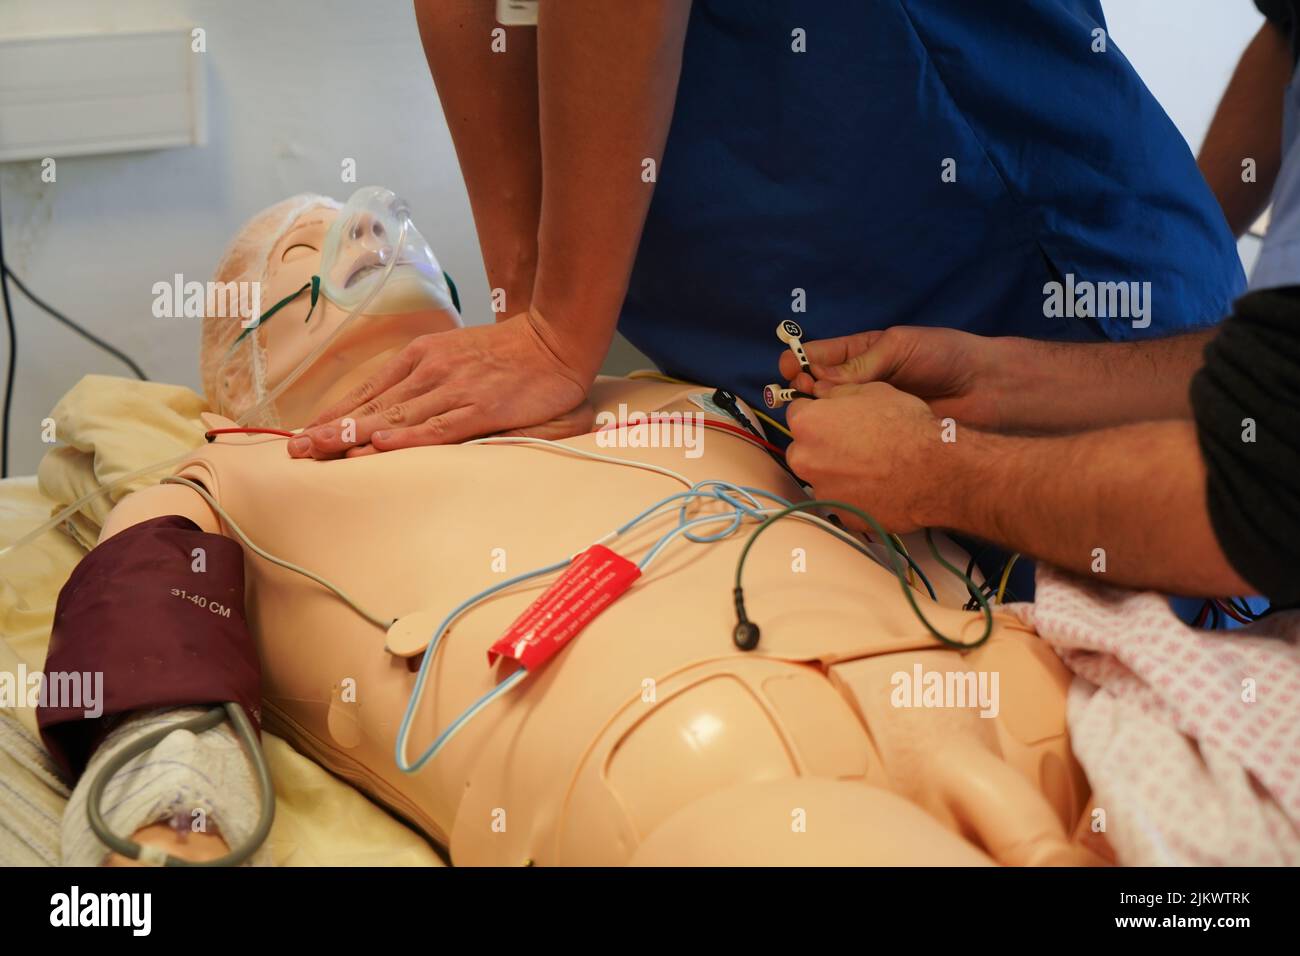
[98,481,223,542]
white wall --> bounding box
[0,0,499,476]
[1104,0,1263,152]
[0,0,1271,474]
[1103,0,1267,270]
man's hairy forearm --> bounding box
[919,419,1251,597]
[1198,20,1290,237]
[532,0,692,376]
[989,329,1215,433]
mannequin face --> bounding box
[256,208,460,427]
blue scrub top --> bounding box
[619,0,1245,421]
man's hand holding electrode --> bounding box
[779,325,1254,601]
[780,10,1300,611]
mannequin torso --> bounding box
[102,378,1097,865]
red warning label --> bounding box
[488,545,642,670]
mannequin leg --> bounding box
[918,741,1107,866]
[628,778,996,866]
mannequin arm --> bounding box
[68,483,238,864]
[98,480,221,542]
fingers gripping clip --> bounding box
[776,320,811,375]
[761,384,814,409]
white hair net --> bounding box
[200,193,342,422]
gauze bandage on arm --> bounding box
[61,706,267,866]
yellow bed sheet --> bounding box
[0,375,442,866]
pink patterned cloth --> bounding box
[1009,566,1300,865]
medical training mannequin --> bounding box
[56,194,1107,867]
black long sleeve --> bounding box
[1190,286,1300,607]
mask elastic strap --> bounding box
[444,270,461,315]
[230,276,321,348]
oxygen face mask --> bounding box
[231,185,461,428]
[319,186,455,317]
[0,188,461,559]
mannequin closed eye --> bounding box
[282,243,318,263]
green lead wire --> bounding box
[734,499,994,651]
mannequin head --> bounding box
[201,193,461,428]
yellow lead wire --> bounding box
[995,553,1021,604]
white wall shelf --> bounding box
[0,26,205,162]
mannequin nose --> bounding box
[350,213,390,253]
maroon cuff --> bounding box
[37,515,260,779]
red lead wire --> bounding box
[207,419,781,454]
[698,419,785,456]
[591,417,784,457]
[205,427,296,442]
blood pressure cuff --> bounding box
[37,514,261,779]
[1190,286,1300,609]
